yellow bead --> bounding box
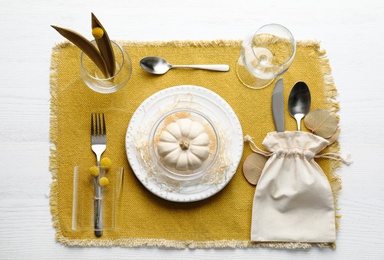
[92,27,104,39]
[89,166,100,177]
[98,177,109,187]
[100,157,112,169]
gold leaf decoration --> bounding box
[304,109,338,138]
[242,153,268,186]
[92,13,116,77]
[51,25,109,78]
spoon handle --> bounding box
[294,114,304,131]
[171,64,230,72]
[296,118,301,131]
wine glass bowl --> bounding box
[236,24,296,89]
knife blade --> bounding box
[272,78,284,132]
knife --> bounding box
[272,78,284,132]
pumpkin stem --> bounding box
[179,140,190,150]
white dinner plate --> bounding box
[125,85,243,202]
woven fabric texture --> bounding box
[50,40,341,248]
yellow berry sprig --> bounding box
[89,157,112,187]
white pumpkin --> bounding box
[157,118,211,171]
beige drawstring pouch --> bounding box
[250,131,336,243]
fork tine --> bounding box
[91,113,95,136]
[98,113,105,136]
[102,113,106,136]
[97,113,101,136]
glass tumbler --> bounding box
[80,41,132,94]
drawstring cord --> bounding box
[244,134,353,165]
[244,135,273,157]
[315,153,353,165]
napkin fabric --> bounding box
[50,40,342,248]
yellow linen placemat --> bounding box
[50,40,341,248]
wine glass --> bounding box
[236,24,296,89]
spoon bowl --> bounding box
[140,56,170,75]
[288,81,311,131]
[140,56,229,75]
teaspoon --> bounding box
[140,56,230,75]
[288,81,311,131]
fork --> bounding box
[91,113,107,237]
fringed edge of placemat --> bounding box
[52,237,336,249]
[317,41,343,238]
[49,43,63,243]
[49,39,341,249]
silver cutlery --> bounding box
[140,56,230,75]
[90,113,107,237]
[288,81,311,131]
[272,78,285,132]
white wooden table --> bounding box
[1,0,383,259]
